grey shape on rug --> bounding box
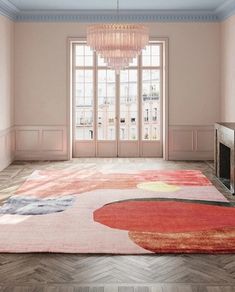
[0,195,76,215]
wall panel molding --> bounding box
[169,125,214,160]
[14,125,68,160]
[0,125,215,166]
[0,127,15,171]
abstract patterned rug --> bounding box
[0,168,234,254]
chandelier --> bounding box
[87,1,149,73]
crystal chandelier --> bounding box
[87,1,149,73]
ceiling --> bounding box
[6,0,229,11]
[0,0,235,21]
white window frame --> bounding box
[67,37,169,159]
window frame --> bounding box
[68,37,169,159]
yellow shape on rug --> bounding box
[137,182,181,192]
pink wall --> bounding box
[0,15,14,131]
[13,21,221,160]
[221,15,235,121]
[0,15,233,163]
[0,15,14,170]
[149,22,221,126]
[14,22,220,126]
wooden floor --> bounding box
[0,158,235,292]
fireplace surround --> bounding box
[215,123,235,194]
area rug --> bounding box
[0,168,234,254]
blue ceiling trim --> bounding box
[0,0,18,20]
[16,10,219,22]
[0,0,235,22]
[216,0,235,20]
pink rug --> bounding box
[0,169,234,254]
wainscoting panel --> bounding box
[169,125,214,160]
[0,127,15,171]
[16,130,40,151]
[14,126,68,160]
[1,125,214,164]
[171,129,194,152]
[42,130,64,151]
[195,128,214,152]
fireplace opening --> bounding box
[219,143,231,189]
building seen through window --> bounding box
[74,43,161,141]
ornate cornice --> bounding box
[216,0,235,20]
[0,0,235,22]
[16,10,219,22]
[0,0,18,20]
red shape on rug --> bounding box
[136,170,211,186]
[94,200,235,233]
[129,229,235,253]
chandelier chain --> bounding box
[117,0,119,21]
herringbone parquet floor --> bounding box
[0,159,235,292]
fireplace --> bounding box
[219,143,231,189]
[215,123,235,194]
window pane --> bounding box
[75,109,94,139]
[75,82,84,97]
[84,83,93,97]
[84,46,93,56]
[107,84,115,97]
[142,44,160,67]
[98,55,107,67]
[142,45,151,66]
[129,70,138,82]
[120,70,128,83]
[75,70,93,98]
[119,69,138,140]
[75,44,93,67]
[75,45,84,55]
[151,45,160,56]
[142,69,161,141]
[151,44,160,66]
[85,56,93,66]
[129,56,138,66]
[142,55,151,66]
[76,56,84,67]
[84,70,93,82]
[97,70,116,140]
[75,66,94,140]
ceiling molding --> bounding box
[215,0,235,20]
[0,0,235,22]
[16,10,219,22]
[0,0,18,20]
